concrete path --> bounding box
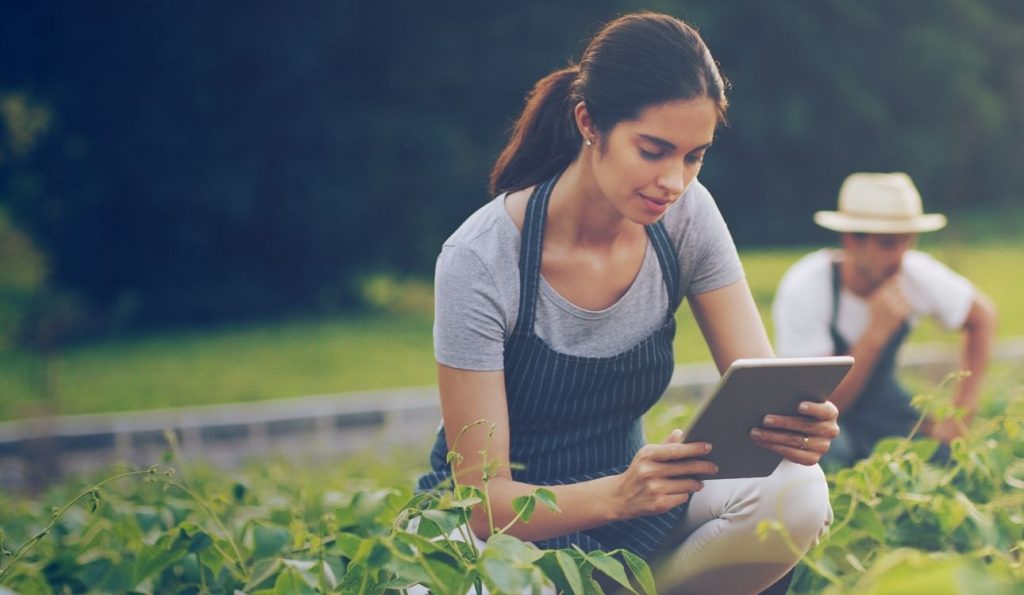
[3,338,1022,493]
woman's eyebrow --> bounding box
[637,133,712,152]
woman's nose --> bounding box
[657,161,685,196]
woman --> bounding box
[418,12,839,593]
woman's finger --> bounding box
[752,439,822,465]
[761,414,839,438]
[794,400,839,421]
[751,429,827,453]
[659,458,719,479]
[661,477,706,495]
[645,441,713,462]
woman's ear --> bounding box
[573,101,596,146]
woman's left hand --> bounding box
[749,400,840,465]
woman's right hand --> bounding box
[610,429,718,519]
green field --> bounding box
[1,224,1022,421]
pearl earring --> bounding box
[585,138,593,146]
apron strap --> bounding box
[829,259,848,355]
[646,220,682,314]
[514,175,558,334]
[514,174,682,333]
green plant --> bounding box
[758,373,1024,594]
[0,423,657,594]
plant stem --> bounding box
[0,468,152,579]
[161,479,250,583]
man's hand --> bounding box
[928,417,966,443]
[866,275,911,340]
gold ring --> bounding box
[800,435,809,450]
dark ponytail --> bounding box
[489,12,729,196]
[489,66,581,195]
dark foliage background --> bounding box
[2,0,1022,328]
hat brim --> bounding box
[813,211,947,234]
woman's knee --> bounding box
[763,460,832,548]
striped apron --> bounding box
[822,260,917,466]
[419,174,688,559]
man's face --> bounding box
[843,232,917,289]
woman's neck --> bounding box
[545,160,638,249]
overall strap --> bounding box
[829,259,849,355]
[514,175,559,334]
[646,221,682,314]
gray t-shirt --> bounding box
[434,178,744,370]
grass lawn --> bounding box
[1,235,1022,421]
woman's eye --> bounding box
[686,153,706,165]
[640,148,664,160]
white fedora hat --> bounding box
[814,172,947,234]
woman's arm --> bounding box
[690,279,840,465]
[438,364,716,541]
[689,278,774,371]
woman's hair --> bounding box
[490,12,729,195]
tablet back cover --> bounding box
[682,357,852,479]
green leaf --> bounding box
[418,509,464,538]
[874,437,908,456]
[534,488,560,513]
[511,494,537,524]
[331,532,364,558]
[620,550,656,595]
[907,438,941,462]
[851,503,887,542]
[245,557,284,592]
[535,552,569,593]
[338,563,370,594]
[186,530,213,555]
[556,549,586,595]
[393,530,444,557]
[576,549,635,593]
[132,533,188,586]
[484,533,543,564]
[419,554,476,595]
[251,522,291,559]
[384,552,434,587]
[934,495,968,535]
[445,485,485,509]
[479,554,533,594]
[272,566,318,595]
[347,489,400,527]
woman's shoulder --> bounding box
[444,195,518,250]
[438,195,520,277]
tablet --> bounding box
[681,356,853,480]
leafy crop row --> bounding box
[1,374,1022,594]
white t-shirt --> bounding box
[772,249,975,357]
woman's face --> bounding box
[585,97,719,225]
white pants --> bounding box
[409,460,831,595]
[655,459,832,594]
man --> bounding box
[772,172,997,467]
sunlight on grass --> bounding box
[0,314,436,419]
[1,237,1021,421]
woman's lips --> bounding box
[639,193,672,214]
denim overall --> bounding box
[821,261,918,467]
[418,174,687,559]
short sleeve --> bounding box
[433,244,508,370]
[902,251,975,331]
[772,256,835,357]
[675,183,745,297]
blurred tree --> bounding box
[0,0,1021,329]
